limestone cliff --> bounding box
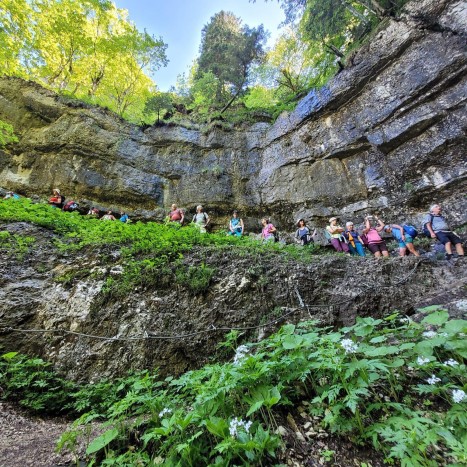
[0,0,466,230]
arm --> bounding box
[240,219,244,233]
[180,211,184,224]
[363,218,371,234]
[426,216,436,238]
[392,223,405,240]
[204,214,210,226]
[268,223,276,233]
[229,220,234,232]
[375,218,385,233]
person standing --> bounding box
[326,217,350,254]
[228,210,244,236]
[168,204,184,224]
[192,205,210,233]
[343,221,366,256]
[424,204,464,260]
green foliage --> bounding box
[144,91,174,124]
[2,308,466,465]
[0,0,168,122]
[0,120,19,146]
[196,11,266,111]
[175,263,215,294]
[0,230,35,260]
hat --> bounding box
[346,221,354,227]
[53,188,60,194]
[384,225,391,231]
[329,217,337,223]
[296,218,305,226]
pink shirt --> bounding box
[262,223,274,239]
[367,228,382,243]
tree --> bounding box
[144,91,174,124]
[196,11,266,112]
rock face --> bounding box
[0,0,466,229]
[0,221,466,382]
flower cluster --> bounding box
[233,345,249,365]
[341,338,358,354]
[443,359,459,367]
[426,374,441,385]
[417,356,430,365]
[229,417,253,438]
[159,408,172,418]
[452,389,466,403]
[422,331,437,339]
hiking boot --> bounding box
[446,253,453,260]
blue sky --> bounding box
[113,0,285,91]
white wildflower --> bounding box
[341,338,358,354]
[423,331,437,339]
[426,374,441,385]
[443,359,459,367]
[229,417,253,438]
[159,408,172,417]
[233,345,249,365]
[417,356,430,365]
[399,317,410,324]
[452,389,466,403]
[363,9,369,16]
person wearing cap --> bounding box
[383,223,420,257]
[343,221,366,256]
[295,218,316,246]
[228,210,244,236]
[362,215,389,258]
[49,188,64,208]
[326,217,350,254]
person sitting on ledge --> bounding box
[168,203,184,224]
[119,211,130,223]
[49,188,64,208]
[295,218,315,246]
[101,210,116,221]
[3,191,20,200]
[363,215,389,258]
[261,217,276,242]
[228,210,244,236]
[326,217,350,255]
[343,221,366,257]
[383,223,420,257]
[424,204,464,260]
[192,205,210,233]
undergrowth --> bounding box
[0,198,319,298]
[1,308,465,466]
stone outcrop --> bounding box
[0,0,466,230]
[1,221,466,382]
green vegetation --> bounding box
[1,0,411,125]
[0,119,18,146]
[0,229,35,260]
[1,309,465,465]
[0,198,319,299]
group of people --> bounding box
[326,204,464,260]
[6,188,464,259]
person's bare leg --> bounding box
[374,251,381,258]
[407,243,420,256]
[445,241,453,255]
[382,251,390,258]
[455,243,464,256]
[399,247,406,257]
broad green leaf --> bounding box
[364,346,399,357]
[422,310,449,326]
[86,428,119,455]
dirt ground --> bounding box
[0,402,84,467]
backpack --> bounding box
[273,230,279,242]
[63,200,78,212]
[403,224,418,238]
[422,214,434,238]
[324,228,332,244]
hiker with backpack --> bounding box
[295,218,316,246]
[343,221,366,256]
[168,204,184,224]
[326,217,350,254]
[192,205,210,233]
[261,217,276,242]
[424,204,464,260]
[363,215,389,258]
[49,188,65,208]
[228,210,244,236]
[383,223,420,257]
[63,200,79,212]
[119,211,130,223]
